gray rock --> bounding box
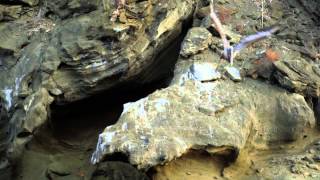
[180,27,213,57]
[171,49,223,86]
[177,62,222,84]
[225,66,242,82]
[189,63,221,81]
[0,5,22,21]
[44,0,99,19]
[274,57,320,98]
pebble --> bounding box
[49,88,63,96]
[308,149,316,154]
[189,63,221,81]
[225,66,242,82]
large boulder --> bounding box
[0,0,197,177]
[92,60,315,169]
[90,0,319,178]
[91,23,317,172]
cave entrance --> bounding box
[12,21,189,179]
[13,69,176,180]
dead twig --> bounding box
[209,0,231,62]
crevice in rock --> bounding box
[147,150,231,179]
[0,1,31,7]
[103,152,130,163]
[12,16,193,179]
[12,77,177,179]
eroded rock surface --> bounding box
[92,0,320,177]
[180,27,213,57]
[274,56,320,98]
[0,0,197,178]
[272,0,320,98]
[92,69,315,170]
[1,0,320,179]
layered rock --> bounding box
[0,0,197,177]
[91,0,320,170]
[274,53,320,98]
[0,0,319,179]
[272,0,320,98]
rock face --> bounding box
[91,0,320,172]
[272,0,320,98]
[274,56,320,98]
[180,27,213,57]
[92,46,316,170]
[0,0,197,178]
[0,0,319,179]
[92,77,315,169]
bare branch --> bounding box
[208,1,279,65]
[209,1,230,59]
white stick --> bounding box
[209,0,230,59]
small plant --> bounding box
[209,0,231,61]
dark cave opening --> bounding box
[37,45,182,180]
[13,47,182,180]
[48,17,192,140]
[49,77,172,141]
[11,13,193,180]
